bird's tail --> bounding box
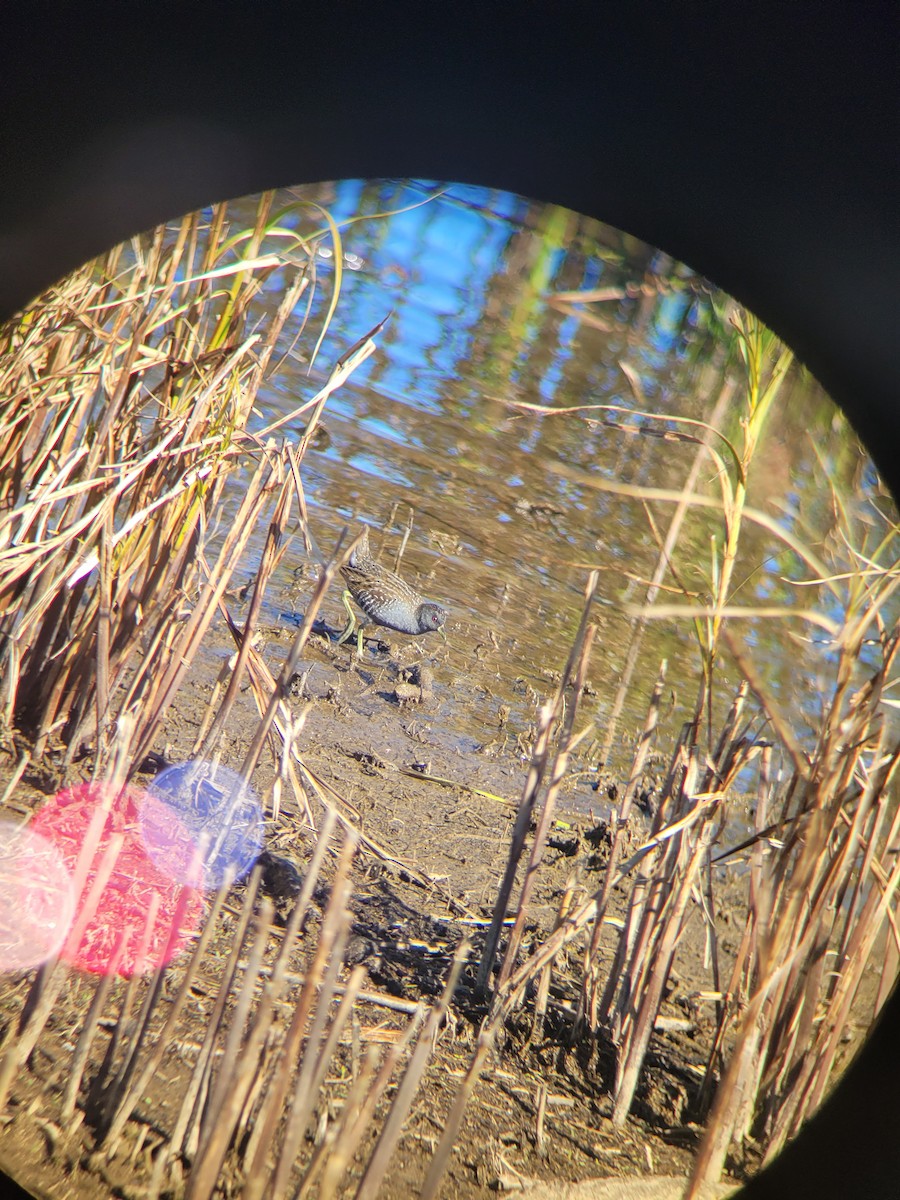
[300,521,367,569]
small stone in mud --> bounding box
[345,934,380,968]
[637,788,656,817]
[411,663,434,697]
[258,849,304,903]
[585,820,611,849]
[394,681,422,704]
[548,832,580,856]
[138,750,174,775]
[394,663,435,705]
[351,749,389,773]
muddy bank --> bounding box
[0,607,771,1200]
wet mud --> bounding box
[0,608,780,1200]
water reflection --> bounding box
[222,180,895,782]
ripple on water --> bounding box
[222,180,895,790]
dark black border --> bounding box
[1,4,898,1197]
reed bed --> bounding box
[0,196,897,1200]
[0,810,456,1199]
[468,311,900,1192]
[0,194,465,1197]
[0,192,365,779]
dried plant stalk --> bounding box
[687,627,900,1188]
[0,193,373,783]
[355,939,470,1200]
[99,881,229,1147]
[477,572,597,995]
[164,869,265,1177]
[186,895,277,1200]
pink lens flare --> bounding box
[28,782,203,977]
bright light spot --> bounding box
[29,783,202,977]
[140,761,263,889]
[0,822,76,972]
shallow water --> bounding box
[208,180,895,791]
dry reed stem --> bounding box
[494,619,597,989]
[474,699,557,992]
[94,890,162,1102]
[186,893,277,1200]
[489,790,727,1026]
[608,689,758,1123]
[355,938,470,1200]
[419,1018,497,1200]
[533,871,580,1036]
[477,572,598,995]
[199,603,316,824]
[228,811,338,1176]
[694,745,773,1115]
[0,192,357,788]
[199,473,294,759]
[268,962,366,1200]
[60,928,131,1123]
[687,621,900,1189]
[129,454,283,771]
[239,831,357,1200]
[88,924,153,1122]
[303,1043,382,1200]
[0,826,128,1110]
[99,881,229,1147]
[307,1005,428,1200]
[471,316,825,1142]
[599,379,736,762]
[235,530,350,787]
[164,871,264,1177]
[584,658,668,1029]
[686,918,829,1195]
[612,799,720,1124]
[195,323,383,777]
[197,871,269,1132]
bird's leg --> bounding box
[335,589,358,646]
[336,589,368,658]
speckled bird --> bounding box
[337,526,447,657]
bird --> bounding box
[336,525,447,657]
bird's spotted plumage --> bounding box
[337,526,447,655]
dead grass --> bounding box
[0,205,897,1200]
